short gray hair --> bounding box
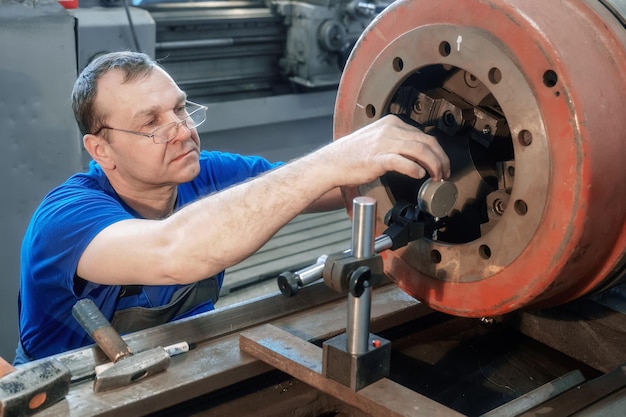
[71,51,159,136]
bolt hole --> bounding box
[131,370,148,382]
[442,111,456,127]
[514,199,528,215]
[507,166,515,177]
[430,250,442,264]
[439,41,451,57]
[488,67,502,84]
[413,99,422,114]
[464,71,481,88]
[392,57,404,72]
[479,245,492,260]
[543,70,558,87]
[365,104,376,118]
[518,130,532,146]
[29,393,47,410]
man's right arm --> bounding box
[77,115,450,287]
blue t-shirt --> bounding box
[18,150,280,361]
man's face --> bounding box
[94,66,202,190]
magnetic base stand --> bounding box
[240,197,462,416]
[322,332,391,391]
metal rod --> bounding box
[351,197,376,259]
[347,283,371,355]
[346,196,376,355]
[293,235,392,289]
[297,255,328,285]
[156,36,282,50]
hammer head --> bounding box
[0,359,70,417]
[94,347,170,393]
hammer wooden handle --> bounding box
[72,299,132,363]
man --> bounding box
[16,51,449,363]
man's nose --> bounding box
[168,119,192,143]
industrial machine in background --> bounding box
[72,0,388,102]
[68,0,390,166]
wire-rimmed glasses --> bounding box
[92,100,208,144]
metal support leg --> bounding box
[347,196,376,354]
[322,197,391,391]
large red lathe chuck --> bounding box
[335,0,626,317]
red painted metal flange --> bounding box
[335,0,626,317]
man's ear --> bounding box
[83,134,115,169]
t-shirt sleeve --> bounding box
[174,151,284,203]
[23,179,134,294]
[196,151,284,192]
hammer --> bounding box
[0,355,70,417]
[72,299,171,392]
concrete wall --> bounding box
[0,2,83,360]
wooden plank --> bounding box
[240,324,466,417]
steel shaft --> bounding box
[346,196,376,355]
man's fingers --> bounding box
[385,136,449,181]
[378,153,429,181]
[383,116,451,180]
[420,137,451,179]
[328,114,451,186]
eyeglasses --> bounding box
[92,100,208,144]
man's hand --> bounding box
[312,115,450,189]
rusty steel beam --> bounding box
[36,284,428,416]
[240,324,465,417]
[518,363,626,416]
